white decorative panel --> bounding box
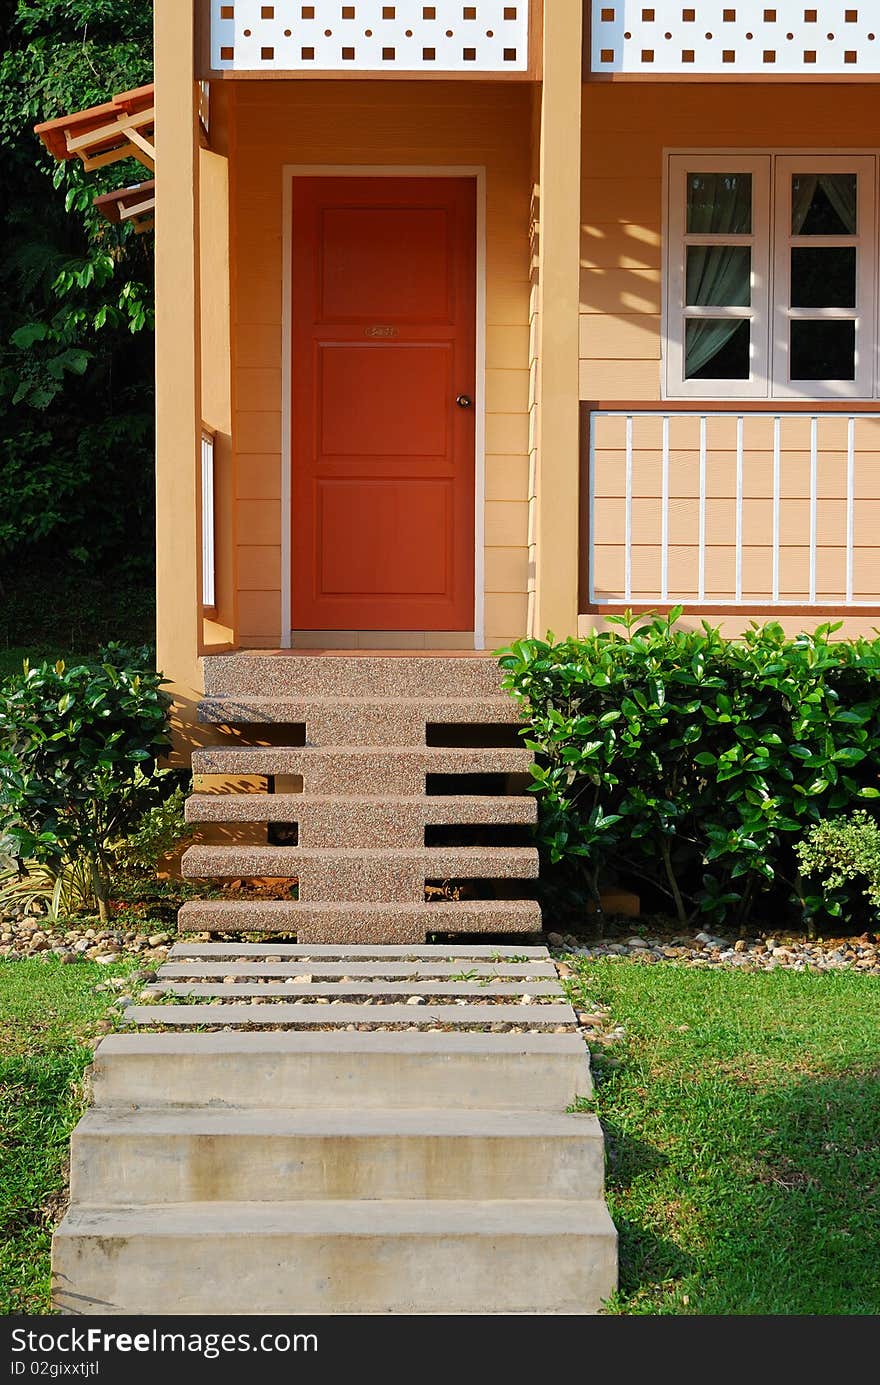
[592,3,880,75]
[211,2,530,73]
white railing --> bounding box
[201,428,216,612]
[591,2,880,76]
[210,0,530,74]
[588,410,880,608]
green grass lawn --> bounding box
[1,957,878,1316]
[0,958,131,1315]
[566,960,880,1315]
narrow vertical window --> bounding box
[666,156,771,398]
[773,157,875,399]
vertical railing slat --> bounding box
[809,416,818,604]
[735,416,743,604]
[772,416,781,604]
[661,415,670,603]
[625,414,633,603]
[698,415,707,604]
[588,410,597,606]
[846,416,856,606]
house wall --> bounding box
[228,80,534,651]
[579,82,880,635]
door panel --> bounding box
[292,177,476,631]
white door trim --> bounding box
[280,162,488,650]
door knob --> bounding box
[456,394,473,409]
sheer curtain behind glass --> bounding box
[791,173,858,236]
[685,173,753,378]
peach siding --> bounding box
[580,83,880,623]
[229,81,534,649]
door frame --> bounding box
[281,164,487,649]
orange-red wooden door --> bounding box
[291,177,477,631]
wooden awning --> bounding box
[92,180,156,236]
[34,83,156,234]
[34,83,155,173]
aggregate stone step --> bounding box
[123,1002,577,1030]
[198,695,521,744]
[149,980,564,999]
[88,1032,592,1111]
[70,1108,605,1204]
[203,653,511,700]
[176,898,543,939]
[191,744,533,795]
[185,794,538,850]
[52,1198,618,1315]
[180,846,540,897]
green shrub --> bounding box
[797,811,880,917]
[113,783,193,878]
[500,612,880,932]
[0,645,171,920]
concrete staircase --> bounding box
[182,653,541,943]
[52,944,618,1315]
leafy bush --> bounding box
[797,812,880,917]
[0,646,171,920]
[500,612,880,932]
[113,783,193,878]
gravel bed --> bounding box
[548,927,880,975]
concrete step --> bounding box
[70,1108,605,1205]
[150,980,564,999]
[203,653,510,700]
[161,959,557,978]
[181,845,539,895]
[170,942,551,959]
[88,1032,592,1111]
[185,794,537,850]
[199,695,521,744]
[191,744,533,795]
[53,1198,617,1315]
[176,898,543,940]
[124,1002,577,1030]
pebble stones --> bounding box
[549,928,880,975]
[0,917,203,965]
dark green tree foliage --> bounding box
[501,614,880,933]
[0,0,154,570]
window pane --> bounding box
[791,247,857,309]
[687,246,751,306]
[686,318,750,380]
[791,174,858,236]
[790,320,856,381]
[687,173,752,235]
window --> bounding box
[665,153,877,400]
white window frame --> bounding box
[666,155,771,400]
[664,150,879,402]
[772,155,876,401]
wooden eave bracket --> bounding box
[92,180,156,236]
[34,83,157,232]
[35,84,155,170]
